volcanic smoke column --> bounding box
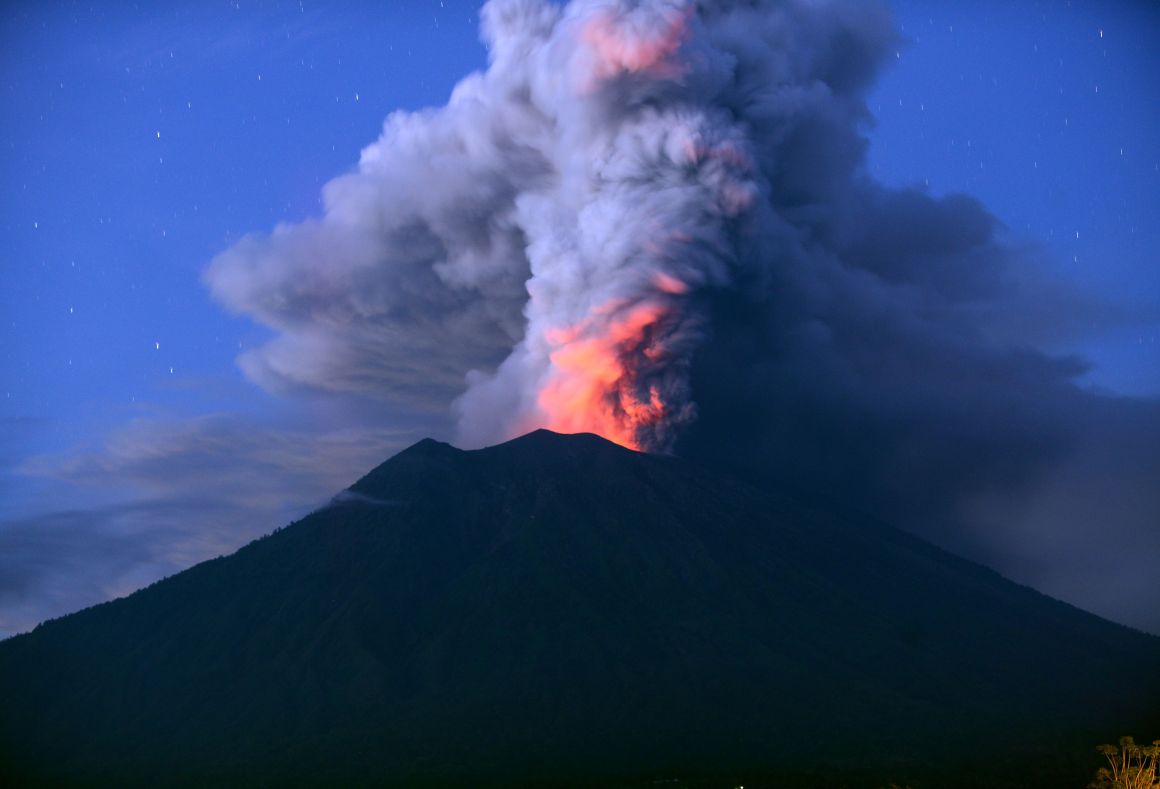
[454,0,761,452]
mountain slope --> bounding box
[1,430,1157,787]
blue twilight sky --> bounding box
[0,0,1157,638]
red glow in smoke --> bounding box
[538,300,675,451]
[652,271,689,295]
[581,6,691,85]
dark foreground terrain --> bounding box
[1,430,1157,787]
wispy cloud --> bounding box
[1,414,416,638]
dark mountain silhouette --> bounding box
[1,430,1157,788]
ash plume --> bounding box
[205,0,1160,631]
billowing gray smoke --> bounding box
[205,0,1160,632]
[209,0,791,451]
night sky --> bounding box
[2,0,1158,639]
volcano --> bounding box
[1,430,1157,787]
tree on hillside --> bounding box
[1089,736,1160,789]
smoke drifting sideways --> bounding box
[205,0,1160,631]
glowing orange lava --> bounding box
[537,301,673,451]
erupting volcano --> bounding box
[6,0,1160,785]
[201,0,1160,640]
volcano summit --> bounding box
[1,430,1156,787]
